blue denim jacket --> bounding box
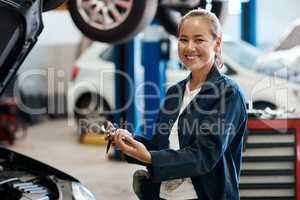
[126,65,247,200]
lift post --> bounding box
[114,39,143,134]
[142,20,169,139]
[241,0,257,46]
[113,19,169,142]
[113,38,143,159]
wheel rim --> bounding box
[77,0,134,30]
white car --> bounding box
[67,39,300,126]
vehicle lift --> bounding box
[111,19,169,159]
[78,19,169,147]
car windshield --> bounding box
[223,40,262,69]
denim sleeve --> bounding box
[124,136,155,166]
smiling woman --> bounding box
[107,8,248,200]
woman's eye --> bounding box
[179,38,188,42]
[195,39,204,43]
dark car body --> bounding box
[0,146,77,199]
[0,1,95,199]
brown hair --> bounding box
[178,8,223,68]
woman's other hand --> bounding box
[115,129,152,164]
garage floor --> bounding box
[8,119,142,200]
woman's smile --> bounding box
[184,54,201,62]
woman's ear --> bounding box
[214,36,222,52]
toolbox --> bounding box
[241,113,300,200]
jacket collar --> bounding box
[179,63,223,94]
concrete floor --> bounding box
[8,119,143,200]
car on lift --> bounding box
[67,0,228,43]
[68,38,300,130]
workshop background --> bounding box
[1,0,300,199]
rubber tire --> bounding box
[43,0,66,12]
[67,0,158,44]
[157,1,228,36]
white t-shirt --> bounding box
[160,82,201,200]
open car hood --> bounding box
[0,0,66,95]
[0,2,99,199]
[0,146,78,182]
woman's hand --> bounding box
[115,129,152,164]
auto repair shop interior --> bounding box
[0,0,300,199]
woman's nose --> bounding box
[187,41,196,51]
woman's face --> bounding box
[178,17,221,71]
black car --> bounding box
[0,0,95,199]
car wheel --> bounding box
[67,0,158,44]
[74,93,112,134]
[157,0,228,36]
